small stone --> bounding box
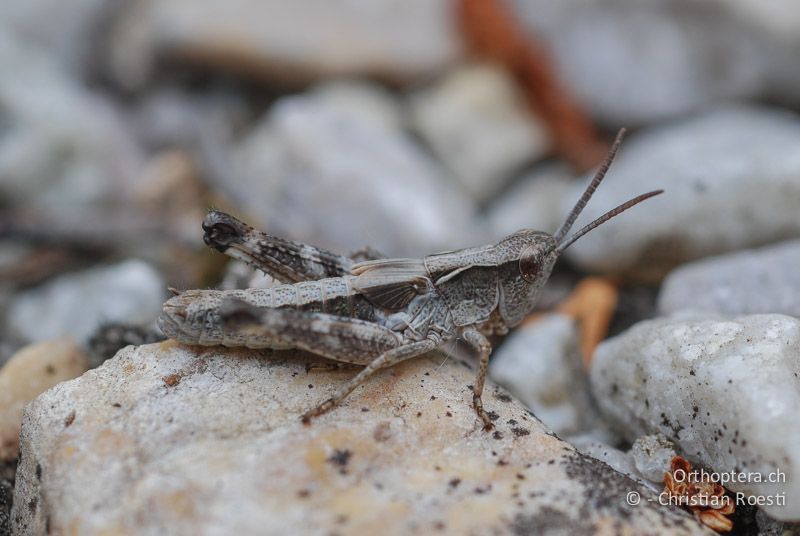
[0,338,89,462]
[591,312,800,520]
[560,106,800,280]
[487,163,574,239]
[409,63,551,202]
[12,343,705,534]
[631,434,677,483]
[7,260,165,344]
[575,441,642,485]
[512,0,800,126]
[0,31,144,210]
[658,239,800,317]
[489,314,599,438]
[229,82,479,257]
[105,0,462,90]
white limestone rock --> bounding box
[230,82,479,257]
[487,163,574,239]
[7,260,165,344]
[560,106,800,280]
[591,313,800,520]
[511,0,800,126]
[489,314,598,437]
[409,63,551,202]
[12,343,706,535]
[105,0,462,90]
[658,240,800,317]
[632,434,678,483]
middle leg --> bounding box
[461,328,494,430]
[300,339,437,423]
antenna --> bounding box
[553,128,626,243]
[555,190,664,253]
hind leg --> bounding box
[220,298,436,421]
[220,298,400,364]
[203,211,355,283]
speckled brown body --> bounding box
[158,130,662,428]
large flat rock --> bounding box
[12,343,706,535]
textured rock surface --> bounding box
[12,343,706,535]
[409,63,550,202]
[631,434,677,483]
[512,0,800,126]
[230,82,478,257]
[105,0,462,90]
[658,239,800,317]
[591,313,800,520]
[0,338,88,462]
[561,106,800,280]
[7,260,165,344]
[489,314,598,437]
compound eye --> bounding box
[519,247,541,283]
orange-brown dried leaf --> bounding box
[670,456,692,475]
[557,277,618,367]
[458,0,606,171]
[697,510,733,533]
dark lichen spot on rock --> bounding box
[27,496,37,512]
[507,419,517,426]
[511,427,530,437]
[0,477,12,535]
[493,430,503,440]
[448,478,461,489]
[297,489,311,498]
[494,392,512,403]
[561,452,696,530]
[327,449,352,468]
[487,410,499,422]
[36,463,42,480]
[361,407,369,412]
[510,506,595,536]
[445,411,452,417]
[45,365,56,375]
[433,521,446,531]
[64,411,76,427]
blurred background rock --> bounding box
[2,0,800,532]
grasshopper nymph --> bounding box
[158,130,662,430]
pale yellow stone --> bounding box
[13,343,707,535]
[0,338,88,461]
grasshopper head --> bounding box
[497,129,663,326]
